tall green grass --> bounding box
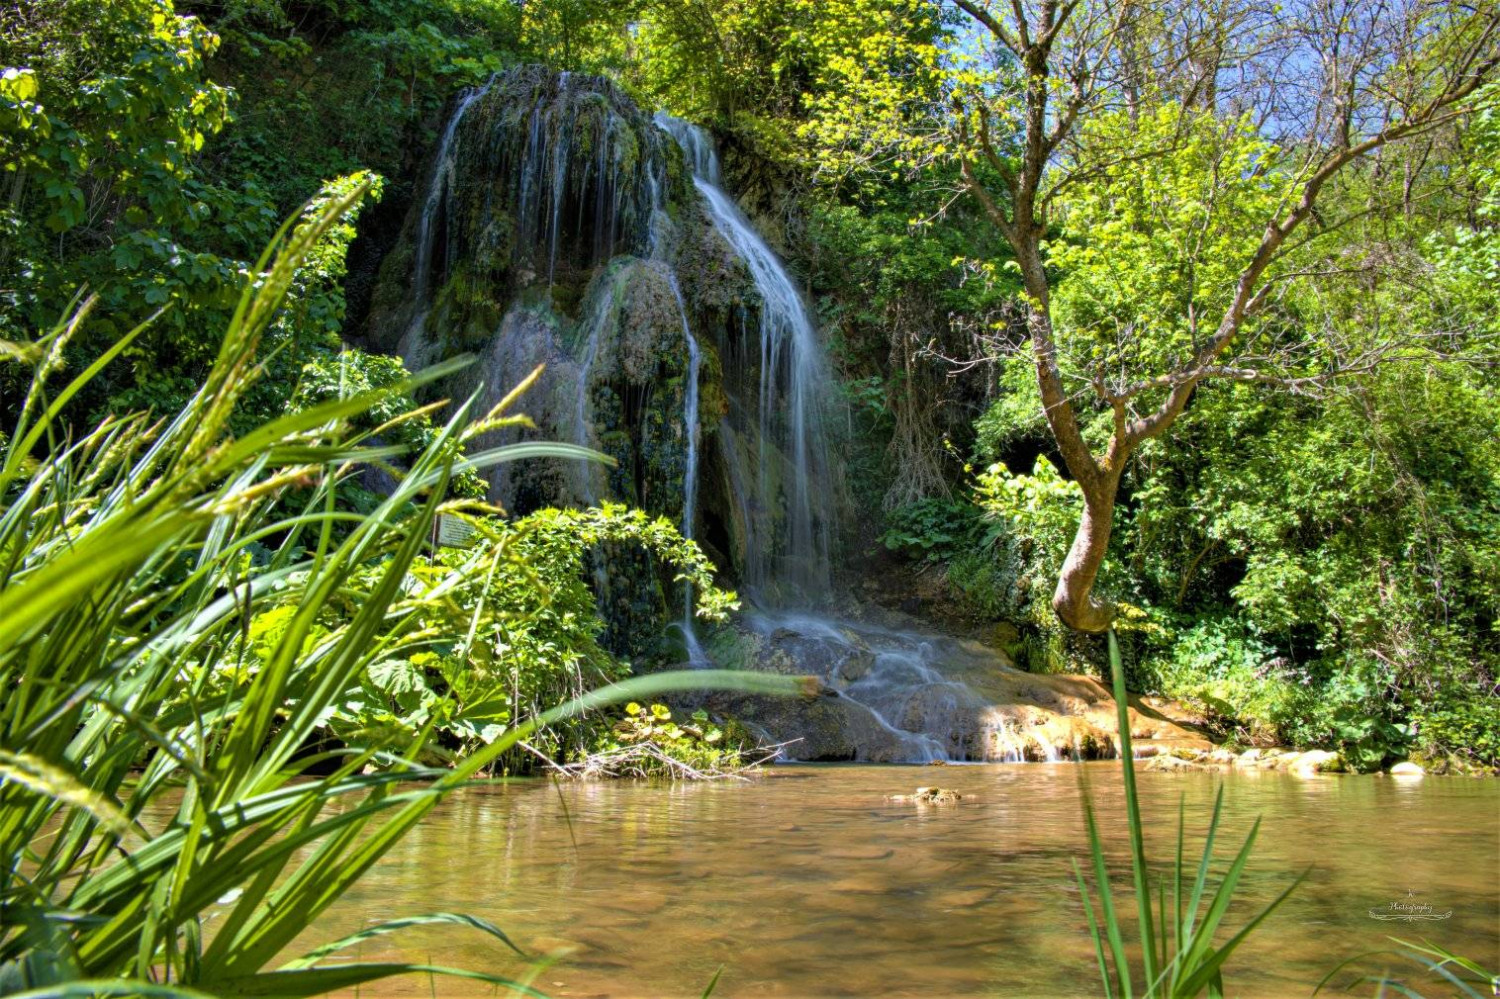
[1073,631,1302,998]
[0,183,804,998]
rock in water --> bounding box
[697,610,1210,763]
[1288,749,1342,776]
[888,787,963,804]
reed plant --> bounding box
[1319,939,1499,997]
[1073,631,1303,998]
[0,183,802,997]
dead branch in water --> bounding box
[523,740,802,781]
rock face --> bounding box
[692,610,1210,763]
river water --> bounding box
[312,764,1498,998]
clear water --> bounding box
[306,765,1499,998]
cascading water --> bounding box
[653,115,974,751]
[666,271,707,664]
[398,77,493,368]
[655,114,835,602]
[649,115,1188,763]
[571,264,629,506]
[653,112,721,184]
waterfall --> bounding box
[656,114,835,602]
[398,77,493,365]
[653,112,720,183]
[547,71,573,286]
[572,266,625,506]
[377,73,1177,764]
[665,270,707,664]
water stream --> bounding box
[667,270,706,664]
[398,78,493,365]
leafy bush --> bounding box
[289,345,487,498]
[1143,615,1316,745]
[970,458,1094,673]
[881,459,1097,673]
[307,503,739,770]
[881,496,985,562]
[1415,694,1500,771]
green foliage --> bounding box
[1143,616,1310,744]
[0,0,526,426]
[1414,690,1500,772]
[881,497,984,562]
[0,0,238,364]
[791,0,959,185]
[0,188,552,996]
[199,0,520,209]
[973,362,1050,458]
[1319,938,1499,998]
[289,344,487,498]
[0,0,230,232]
[972,459,1090,671]
[1046,106,1283,385]
[307,503,739,766]
[882,458,1095,673]
[632,0,821,126]
[521,0,638,74]
[974,458,1083,563]
[1426,82,1500,338]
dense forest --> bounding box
[1,1,1498,996]
[6,0,1496,767]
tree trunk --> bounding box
[1052,485,1121,633]
[1011,233,1126,634]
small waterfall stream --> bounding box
[656,114,835,600]
[571,267,624,506]
[399,78,493,365]
[667,271,707,664]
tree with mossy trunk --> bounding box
[799,0,1500,631]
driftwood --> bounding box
[520,739,801,782]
